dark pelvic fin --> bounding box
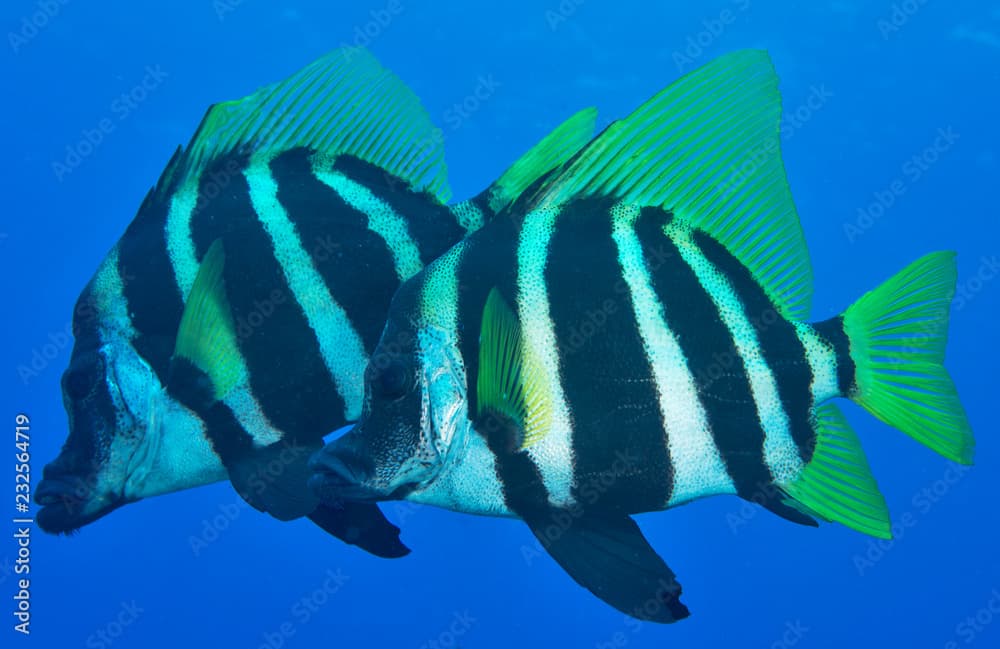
[308,501,410,559]
[523,511,689,623]
[227,440,322,521]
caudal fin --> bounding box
[843,251,974,464]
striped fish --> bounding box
[311,50,975,618]
[35,47,598,558]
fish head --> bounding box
[35,324,159,533]
[311,299,472,505]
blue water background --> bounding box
[3,1,999,647]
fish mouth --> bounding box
[309,440,416,506]
[34,478,126,534]
[308,450,387,504]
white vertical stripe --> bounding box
[245,153,369,421]
[165,176,201,298]
[449,199,486,234]
[794,323,840,405]
[91,247,137,339]
[516,207,576,508]
[666,223,804,485]
[162,168,284,448]
[414,245,510,516]
[611,205,735,505]
[312,165,425,281]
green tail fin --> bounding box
[783,403,891,539]
[843,251,974,464]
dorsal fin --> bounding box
[529,50,813,320]
[163,47,450,202]
[486,107,598,214]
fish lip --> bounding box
[34,479,126,534]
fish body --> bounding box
[36,47,597,557]
[312,50,975,618]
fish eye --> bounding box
[371,360,411,401]
[63,354,102,400]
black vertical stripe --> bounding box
[448,213,552,511]
[116,175,186,384]
[692,231,815,463]
[271,148,401,354]
[333,156,465,265]
[546,199,672,513]
[188,152,344,437]
[635,208,770,499]
[813,316,856,396]
[453,215,520,418]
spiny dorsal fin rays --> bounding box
[165,48,451,203]
[487,107,599,214]
[529,50,814,321]
[476,288,553,449]
[172,239,242,401]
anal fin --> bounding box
[782,403,891,539]
[523,511,689,623]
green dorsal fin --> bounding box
[487,107,598,213]
[782,403,891,539]
[477,289,552,449]
[167,48,450,202]
[530,50,813,320]
[173,240,242,401]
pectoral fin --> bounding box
[523,511,690,623]
[229,439,411,557]
[170,239,243,403]
[228,440,322,521]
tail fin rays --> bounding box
[843,251,974,464]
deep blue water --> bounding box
[3,1,999,647]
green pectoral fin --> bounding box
[523,511,689,623]
[229,440,322,521]
[164,47,450,202]
[476,289,552,449]
[487,107,598,214]
[782,403,891,539]
[172,239,242,403]
[529,50,813,320]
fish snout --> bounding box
[308,439,384,504]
